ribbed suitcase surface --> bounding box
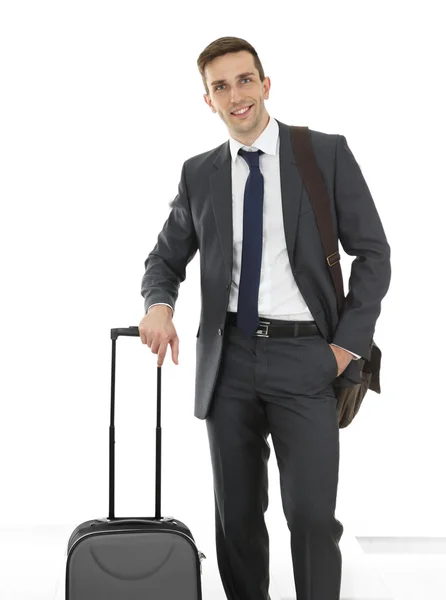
[65,327,206,599]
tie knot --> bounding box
[238,148,264,169]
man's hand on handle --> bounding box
[138,305,179,367]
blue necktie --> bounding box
[237,148,265,337]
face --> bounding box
[203,51,271,146]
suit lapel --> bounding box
[209,118,304,280]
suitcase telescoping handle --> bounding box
[109,326,162,521]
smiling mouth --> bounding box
[231,104,253,118]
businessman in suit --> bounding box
[139,37,391,600]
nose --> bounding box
[229,88,245,106]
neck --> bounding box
[230,112,270,147]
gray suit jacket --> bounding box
[141,119,391,420]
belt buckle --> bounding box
[255,320,270,337]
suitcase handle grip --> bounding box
[111,326,140,340]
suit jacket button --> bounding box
[226,284,229,289]
[218,328,222,335]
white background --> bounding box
[1,0,445,562]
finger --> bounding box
[139,330,146,345]
[157,342,168,367]
[170,337,179,365]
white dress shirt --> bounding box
[149,116,360,360]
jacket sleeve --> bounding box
[331,135,391,361]
[141,160,198,315]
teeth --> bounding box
[233,106,251,115]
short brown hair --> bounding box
[197,36,265,96]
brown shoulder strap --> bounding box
[291,126,382,391]
[290,125,345,315]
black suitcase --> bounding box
[65,326,206,599]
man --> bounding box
[139,36,391,600]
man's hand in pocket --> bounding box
[328,344,353,377]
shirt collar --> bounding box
[228,115,279,164]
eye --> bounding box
[215,78,251,91]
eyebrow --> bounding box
[210,72,256,87]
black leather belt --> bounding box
[225,312,320,338]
